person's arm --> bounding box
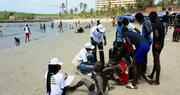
[124,37,135,57]
[134,27,141,34]
[84,62,94,65]
[144,22,151,40]
[28,27,31,35]
[154,29,162,50]
[115,30,118,41]
[103,36,107,46]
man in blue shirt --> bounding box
[162,11,169,35]
[115,18,123,47]
[121,28,152,89]
[135,13,152,74]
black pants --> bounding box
[92,42,105,66]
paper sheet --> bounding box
[65,75,75,86]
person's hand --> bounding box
[144,34,149,40]
[64,73,68,80]
[155,42,161,50]
[104,41,107,46]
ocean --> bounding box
[0,21,74,50]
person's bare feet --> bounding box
[146,79,154,85]
[148,74,153,80]
[153,81,160,85]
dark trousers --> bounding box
[92,42,105,66]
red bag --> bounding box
[115,60,129,85]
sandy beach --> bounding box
[0,18,180,95]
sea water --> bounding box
[0,21,74,50]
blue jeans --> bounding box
[77,55,96,74]
[163,22,168,35]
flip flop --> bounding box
[126,84,138,89]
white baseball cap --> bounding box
[85,43,95,49]
[49,58,63,65]
[97,24,105,33]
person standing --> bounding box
[59,21,63,32]
[148,11,165,85]
[24,24,31,43]
[115,18,123,47]
[51,22,54,29]
[121,28,152,89]
[162,11,169,35]
[91,21,107,65]
[43,24,46,33]
[135,13,153,73]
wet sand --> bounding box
[0,18,179,95]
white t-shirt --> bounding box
[126,23,136,32]
[76,48,92,63]
[90,26,106,43]
[24,27,30,33]
[45,72,66,95]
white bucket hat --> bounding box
[85,43,95,49]
[97,24,105,33]
[49,58,63,65]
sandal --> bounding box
[126,84,138,89]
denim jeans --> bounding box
[163,22,168,35]
[77,55,96,74]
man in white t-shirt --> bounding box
[24,24,31,42]
[76,43,96,74]
[90,23,107,65]
[122,18,140,34]
[45,58,67,95]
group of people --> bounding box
[45,11,180,95]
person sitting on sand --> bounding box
[24,24,31,43]
[76,27,84,33]
[14,37,20,46]
[76,43,96,74]
[70,61,115,95]
[121,27,153,89]
[45,58,68,95]
[108,41,119,66]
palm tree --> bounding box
[61,3,65,14]
[83,3,88,12]
[70,9,74,15]
[80,2,83,12]
[75,7,78,14]
[90,8,94,16]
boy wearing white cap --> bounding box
[90,22,107,65]
[76,43,96,74]
[45,58,67,95]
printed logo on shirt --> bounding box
[50,76,56,85]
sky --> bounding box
[0,0,95,14]
[0,0,160,14]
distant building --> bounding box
[135,6,180,13]
[95,0,135,11]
